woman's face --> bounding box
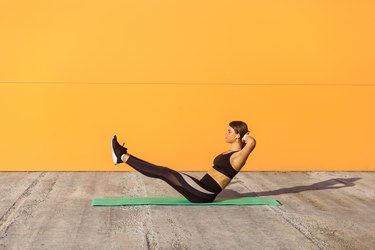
[225,126,240,143]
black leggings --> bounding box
[126,154,218,203]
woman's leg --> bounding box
[124,154,218,203]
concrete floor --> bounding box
[0,171,374,250]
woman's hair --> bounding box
[229,121,250,148]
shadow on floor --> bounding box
[217,177,361,198]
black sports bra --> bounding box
[200,151,241,193]
[212,151,239,178]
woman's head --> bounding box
[225,121,250,148]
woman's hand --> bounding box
[241,132,251,143]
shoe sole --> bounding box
[111,136,118,164]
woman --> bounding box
[111,121,256,203]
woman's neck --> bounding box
[229,141,242,152]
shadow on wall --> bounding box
[218,178,361,198]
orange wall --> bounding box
[0,1,374,171]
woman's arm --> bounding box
[230,136,256,170]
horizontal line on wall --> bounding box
[0,82,375,86]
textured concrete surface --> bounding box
[0,171,374,250]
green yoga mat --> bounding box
[92,197,281,206]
